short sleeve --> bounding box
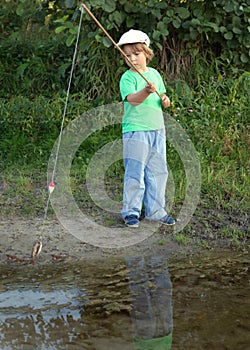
[120,72,137,101]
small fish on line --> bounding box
[31,240,43,258]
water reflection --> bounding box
[0,288,83,322]
[0,251,249,349]
[0,283,85,349]
[0,256,173,349]
[126,256,173,350]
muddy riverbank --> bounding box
[0,240,249,349]
[0,210,249,265]
[0,217,189,265]
[0,212,249,350]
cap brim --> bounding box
[117,40,149,47]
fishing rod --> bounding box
[81,2,163,100]
[30,6,85,260]
[30,3,164,261]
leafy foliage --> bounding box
[0,94,91,165]
[0,0,249,97]
[1,73,249,210]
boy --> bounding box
[118,29,175,228]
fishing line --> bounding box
[32,2,165,258]
[31,6,84,258]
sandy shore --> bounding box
[0,217,191,265]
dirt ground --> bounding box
[0,216,198,265]
[0,205,249,266]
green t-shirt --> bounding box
[119,67,166,133]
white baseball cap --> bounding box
[117,29,150,47]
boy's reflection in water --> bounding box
[126,255,173,350]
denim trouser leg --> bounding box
[121,130,168,220]
[144,143,168,220]
[122,157,145,219]
[126,256,173,341]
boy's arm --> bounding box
[127,83,170,108]
[126,82,156,106]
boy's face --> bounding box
[122,44,147,72]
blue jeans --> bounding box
[121,129,168,220]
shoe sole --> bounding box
[160,222,176,226]
[125,223,139,228]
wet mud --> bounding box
[0,217,249,349]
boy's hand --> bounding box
[145,82,156,94]
[161,94,170,108]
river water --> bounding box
[0,249,249,349]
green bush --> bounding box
[0,0,249,97]
[0,0,249,216]
[1,72,249,208]
[0,94,91,166]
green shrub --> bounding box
[0,0,249,217]
[0,94,91,166]
[1,0,249,97]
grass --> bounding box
[173,233,192,245]
[0,57,249,248]
[220,226,248,241]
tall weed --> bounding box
[168,69,249,210]
[0,94,91,166]
[0,57,249,216]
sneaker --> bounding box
[124,215,139,228]
[160,215,176,226]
